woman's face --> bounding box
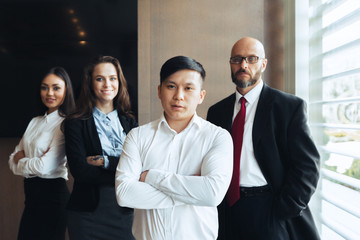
[40,74,66,114]
[92,63,119,106]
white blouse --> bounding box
[9,110,68,179]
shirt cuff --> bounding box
[103,156,109,169]
[145,169,166,189]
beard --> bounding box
[231,68,261,88]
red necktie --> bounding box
[227,97,246,206]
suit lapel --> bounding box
[252,84,274,147]
[87,115,103,154]
[223,94,236,132]
[118,111,131,134]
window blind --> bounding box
[309,0,360,239]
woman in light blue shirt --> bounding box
[64,56,137,240]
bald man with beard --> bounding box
[207,37,320,240]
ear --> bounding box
[198,90,206,104]
[157,85,161,99]
[261,58,268,73]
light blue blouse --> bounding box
[93,107,126,169]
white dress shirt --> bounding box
[233,80,267,187]
[115,113,233,240]
[9,110,68,179]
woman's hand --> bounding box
[13,150,25,164]
[86,155,104,167]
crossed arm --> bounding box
[115,129,233,210]
[9,125,66,177]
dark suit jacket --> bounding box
[64,111,138,211]
[207,84,320,240]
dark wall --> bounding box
[0,1,137,239]
[0,0,138,137]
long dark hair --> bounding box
[41,67,76,117]
[69,55,133,119]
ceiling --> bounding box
[0,0,137,60]
[0,0,138,137]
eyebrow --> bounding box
[165,80,196,85]
[94,74,117,78]
[41,83,61,86]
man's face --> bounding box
[158,69,206,128]
[230,38,267,93]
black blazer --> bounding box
[207,84,320,240]
[64,111,138,211]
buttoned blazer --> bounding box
[64,111,138,211]
[207,83,320,240]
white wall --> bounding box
[138,0,265,124]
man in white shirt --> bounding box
[115,56,233,240]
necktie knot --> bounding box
[240,97,247,112]
[240,97,246,105]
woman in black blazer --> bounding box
[64,56,137,239]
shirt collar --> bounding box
[93,107,118,121]
[44,110,61,123]
[235,79,264,105]
[158,112,202,132]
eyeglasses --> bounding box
[229,56,264,64]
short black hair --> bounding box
[160,56,206,84]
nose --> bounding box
[47,88,54,96]
[104,79,111,87]
[174,88,184,100]
[240,58,248,68]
